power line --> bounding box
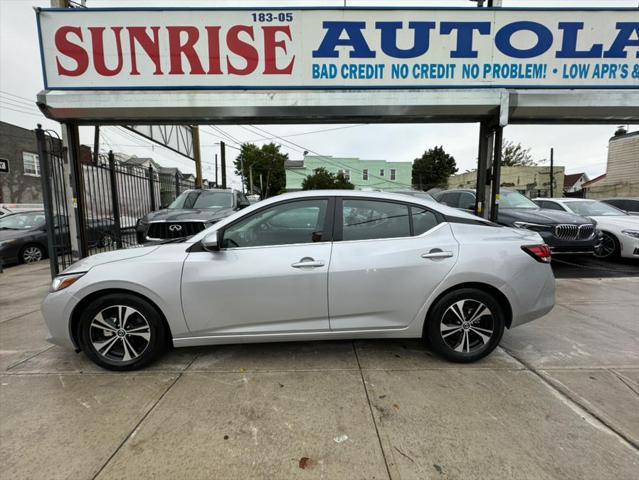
[0,90,37,104]
[0,105,44,118]
[248,124,413,188]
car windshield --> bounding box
[0,212,46,230]
[500,191,538,209]
[169,191,233,209]
[565,201,626,217]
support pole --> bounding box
[62,123,89,259]
[220,141,227,189]
[549,148,555,197]
[108,151,122,249]
[192,126,203,189]
[475,122,493,218]
[35,125,58,277]
[489,126,503,222]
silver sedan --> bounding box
[41,191,555,370]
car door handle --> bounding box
[291,258,325,268]
[421,251,453,259]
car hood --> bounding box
[60,245,160,274]
[499,208,590,225]
[0,228,37,241]
[587,215,639,230]
[143,207,235,223]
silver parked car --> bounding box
[41,191,555,370]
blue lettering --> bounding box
[604,22,639,58]
[312,21,375,59]
[440,22,491,58]
[556,23,603,58]
[495,21,553,59]
[375,21,436,59]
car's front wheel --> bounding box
[426,288,505,363]
[78,293,167,371]
[594,232,619,259]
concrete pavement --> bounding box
[1,262,638,479]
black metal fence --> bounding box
[37,126,197,276]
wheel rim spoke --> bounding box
[442,327,462,339]
[94,336,119,355]
[450,300,466,322]
[91,313,116,333]
[470,328,491,344]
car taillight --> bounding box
[521,244,552,263]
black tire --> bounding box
[78,293,167,371]
[425,288,505,363]
[594,232,619,260]
[20,243,46,264]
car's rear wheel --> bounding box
[426,288,505,363]
[20,244,45,264]
[78,293,167,371]
[594,232,619,259]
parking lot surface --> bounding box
[1,262,638,479]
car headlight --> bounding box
[50,272,86,292]
[136,218,147,228]
[513,221,552,232]
[621,230,639,239]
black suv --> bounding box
[433,188,600,254]
[136,189,250,243]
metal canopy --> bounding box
[37,89,638,125]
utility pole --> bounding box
[192,126,203,189]
[220,141,227,189]
[549,148,555,197]
[249,166,254,195]
[214,153,218,187]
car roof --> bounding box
[534,197,593,202]
[260,190,486,221]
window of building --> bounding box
[390,169,396,181]
[342,199,410,241]
[362,169,368,181]
[379,169,385,177]
[22,152,40,177]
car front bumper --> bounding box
[537,231,600,255]
[41,289,79,350]
[0,242,21,266]
[619,234,639,259]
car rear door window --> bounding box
[458,192,475,210]
[542,201,564,211]
[411,207,439,235]
[342,199,410,241]
[222,199,328,248]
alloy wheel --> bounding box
[594,233,616,258]
[440,299,495,354]
[22,246,43,264]
[89,305,151,363]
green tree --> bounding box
[234,142,287,198]
[411,146,458,191]
[501,141,537,167]
[301,167,355,190]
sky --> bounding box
[1,0,637,189]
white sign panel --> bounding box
[37,7,639,90]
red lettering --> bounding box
[205,26,223,75]
[167,26,205,75]
[226,25,258,76]
[127,26,162,75]
[89,27,124,77]
[262,26,294,75]
[55,26,88,77]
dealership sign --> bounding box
[36,7,639,90]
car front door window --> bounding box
[222,199,328,248]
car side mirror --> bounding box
[238,202,250,209]
[201,231,220,251]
